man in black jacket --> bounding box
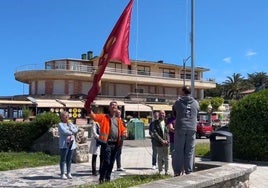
[152,110,169,175]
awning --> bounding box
[33,99,64,108]
[92,100,125,106]
[0,100,32,105]
[149,104,173,111]
[56,99,84,108]
[124,103,152,112]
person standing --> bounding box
[152,110,169,175]
[149,111,159,170]
[167,113,175,154]
[58,111,79,179]
[89,121,102,176]
[88,101,127,184]
[115,109,126,171]
[172,86,199,176]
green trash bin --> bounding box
[127,119,145,140]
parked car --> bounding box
[196,121,213,139]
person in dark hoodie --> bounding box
[172,86,199,176]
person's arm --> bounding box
[58,122,73,136]
[68,122,78,134]
[87,107,95,119]
[149,122,154,137]
[91,122,99,139]
[172,105,176,118]
[119,119,128,139]
[167,118,175,132]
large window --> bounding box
[137,65,150,75]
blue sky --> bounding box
[0,0,267,96]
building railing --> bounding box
[15,63,215,84]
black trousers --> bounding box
[92,154,103,175]
[99,142,120,181]
[116,140,123,168]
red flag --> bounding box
[85,0,134,112]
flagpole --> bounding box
[190,0,195,97]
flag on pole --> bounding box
[84,0,134,112]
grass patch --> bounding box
[79,174,171,188]
[0,152,59,171]
[195,143,210,157]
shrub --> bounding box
[230,89,268,161]
[31,112,60,139]
[22,107,32,121]
[0,121,35,151]
[0,112,60,152]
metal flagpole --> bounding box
[190,0,195,98]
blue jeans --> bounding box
[60,148,74,175]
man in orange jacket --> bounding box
[88,101,127,184]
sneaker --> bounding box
[117,167,125,171]
[152,165,156,170]
[61,174,67,180]
[67,173,72,179]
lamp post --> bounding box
[183,56,191,86]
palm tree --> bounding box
[247,72,268,88]
[222,73,244,99]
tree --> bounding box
[222,73,244,100]
[210,97,224,111]
[204,83,223,98]
[247,72,268,88]
[22,107,31,121]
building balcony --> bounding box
[15,63,215,89]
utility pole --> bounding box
[190,0,195,97]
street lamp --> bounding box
[183,56,191,86]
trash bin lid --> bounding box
[212,130,232,137]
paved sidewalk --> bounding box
[0,139,267,187]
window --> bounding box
[135,88,143,93]
[161,68,175,78]
[55,61,66,70]
[69,61,81,71]
[180,71,198,80]
[137,65,150,75]
[109,62,123,72]
[45,62,53,70]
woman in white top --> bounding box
[89,121,101,176]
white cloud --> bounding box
[245,49,257,57]
[222,57,231,63]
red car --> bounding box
[196,121,213,139]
